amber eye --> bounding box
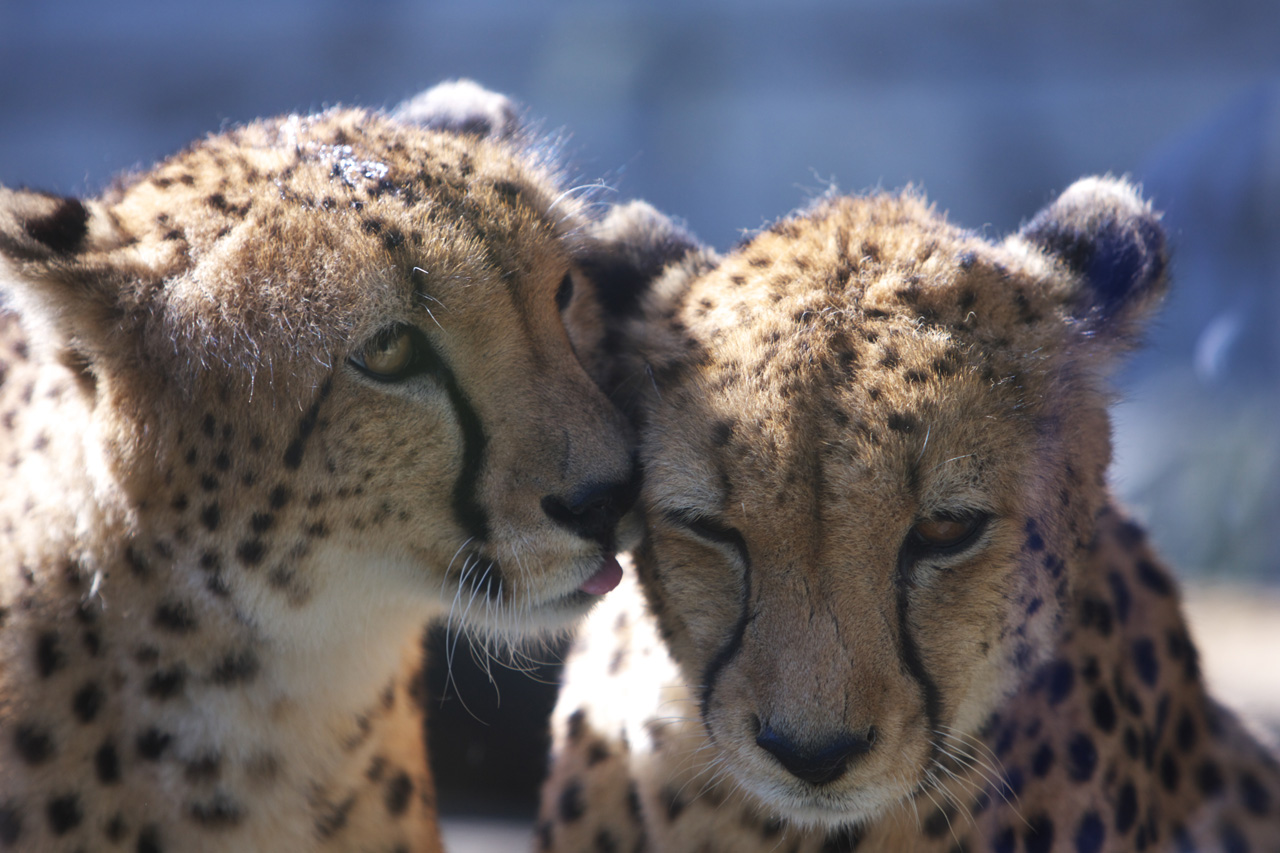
[350,326,415,379]
[910,514,986,550]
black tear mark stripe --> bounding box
[426,338,490,543]
[894,551,944,760]
[283,379,333,470]
[670,512,753,726]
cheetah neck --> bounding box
[0,351,446,850]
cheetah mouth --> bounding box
[577,555,623,596]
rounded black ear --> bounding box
[576,200,708,321]
[0,188,92,261]
[392,79,522,141]
[1,187,144,393]
[1018,177,1167,334]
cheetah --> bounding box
[538,178,1280,852]
[0,81,690,852]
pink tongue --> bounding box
[579,556,623,596]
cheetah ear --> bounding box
[1016,176,1168,340]
[392,79,523,141]
[0,187,142,392]
[576,200,709,321]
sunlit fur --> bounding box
[0,83,685,853]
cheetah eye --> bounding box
[349,324,438,382]
[555,272,574,312]
[664,509,751,567]
[907,512,989,554]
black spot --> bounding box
[36,630,65,677]
[1045,660,1075,705]
[821,824,863,852]
[1031,742,1054,777]
[1108,571,1131,623]
[711,420,735,447]
[95,739,121,783]
[105,812,127,843]
[213,451,231,472]
[1114,780,1137,834]
[593,828,619,853]
[1090,689,1117,733]
[559,780,585,822]
[268,485,291,509]
[22,196,89,254]
[184,753,221,783]
[1066,732,1097,782]
[1131,638,1159,687]
[146,666,187,700]
[46,793,82,835]
[0,801,20,845]
[155,600,198,633]
[73,681,105,723]
[887,412,916,434]
[1074,811,1105,853]
[211,650,259,685]
[382,228,405,251]
[137,727,172,761]
[992,826,1016,853]
[14,723,53,764]
[188,794,244,827]
[315,795,355,839]
[1159,751,1180,792]
[236,539,266,566]
[200,503,220,531]
[136,824,163,853]
[385,772,413,816]
[1220,823,1251,853]
[1024,814,1054,853]
[1175,711,1197,752]
[250,513,274,534]
[923,809,952,838]
[1134,559,1172,595]
[1240,771,1271,815]
[664,788,685,822]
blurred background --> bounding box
[3,0,1277,846]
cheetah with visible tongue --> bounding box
[0,81,686,852]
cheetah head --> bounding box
[618,179,1166,827]
[0,83,696,638]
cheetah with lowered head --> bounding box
[539,178,1280,852]
[0,81,686,852]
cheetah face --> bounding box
[623,180,1165,827]
[0,97,693,638]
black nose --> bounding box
[755,724,876,786]
[541,479,636,545]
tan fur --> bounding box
[0,83,682,852]
[539,182,1280,852]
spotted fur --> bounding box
[0,82,691,852]
[539,179,1280,852]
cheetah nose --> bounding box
[541,478,637,545]
[755,723,877,787]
